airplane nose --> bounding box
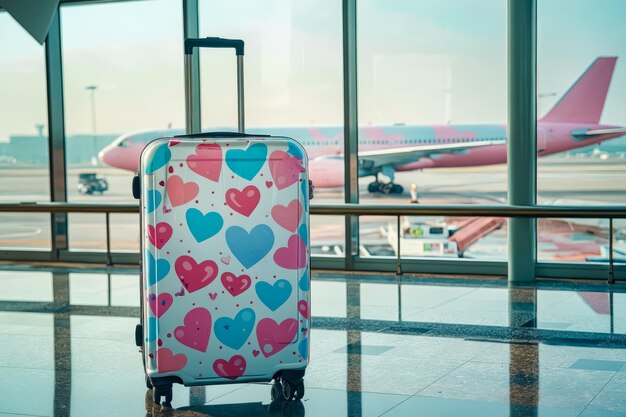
[98,147,114,166]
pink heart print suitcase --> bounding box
[137,134,311,405]
[134,38,311,407]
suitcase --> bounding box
[134,37,311,407]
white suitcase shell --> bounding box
[139,135,310,391]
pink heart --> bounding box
[187,143,222,182]
[149,293,173,318]
[271,200,302,232]
[213,355,246,380]
[162,206,172,214]
[174,307,212,352]
[156,347,187,373]
[220,256,231,265]
[166,175,199,207]
[225,185,260,217]
[298,300,309,319]
[274,235,307,270]
[148,222,173,249]
[209,293,218,301]
[269,151,305,190]
[175,255,218,293]
[265,181,273,188]
[256,318,298,358]
[221,272,251,297]
[252,349,260,357]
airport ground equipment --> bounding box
[133,37,311,407]
[77,172,108,195]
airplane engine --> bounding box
[308,157,344,189]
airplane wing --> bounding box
[575,127,626,137]
[355,140,505,168]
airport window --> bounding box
[200,0,344,257]
[0,12,51,251]
[357,0,508,262]
[537,0,626,263]
[60,0,184,252]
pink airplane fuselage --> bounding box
[98,122,624,189]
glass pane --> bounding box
[364,215,507,260]
[357,0,508,262]
[311,215,345,257]
[199,0,345,258]
[537,0,626,262]
[0,12,50,250]
[61,0,184,251]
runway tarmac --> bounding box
[1,157,625,260]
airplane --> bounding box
[99,56,626,194]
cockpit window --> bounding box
[117,138,130,147]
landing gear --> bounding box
[366,169,404,194]
[367,180,404,194]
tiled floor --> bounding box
[1,267,626,416]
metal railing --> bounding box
[1,202,625,279]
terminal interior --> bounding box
[1,1,626,416]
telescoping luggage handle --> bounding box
[184,37,245,135]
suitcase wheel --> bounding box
[272,377,304,402]
[271,380,282,402]
[145,375,153,389]
[153,383,173,407]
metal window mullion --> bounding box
[183,0,201,134]
[507,0,537,283]
[45,8,68,259]
[342,0,359,269]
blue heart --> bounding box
[145,142,172,174]
[226,225,274,268]
[146,190,162,214]
[298,338,308,360]
[287,142,304,159]
[147,251,170,286]
[298,224,308,246]
[256,279,292,311]
[225,143,268,180]
[299,268,310,291]
[186,209,223,242]
[214,308,255,350]
[146,317,159,342]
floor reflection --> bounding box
[2,268,626,416]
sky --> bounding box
[1,0,626,141]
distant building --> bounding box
[3,134,119,165]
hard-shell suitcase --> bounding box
[134,37,311,406]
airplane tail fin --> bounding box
[541,57,617,124]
